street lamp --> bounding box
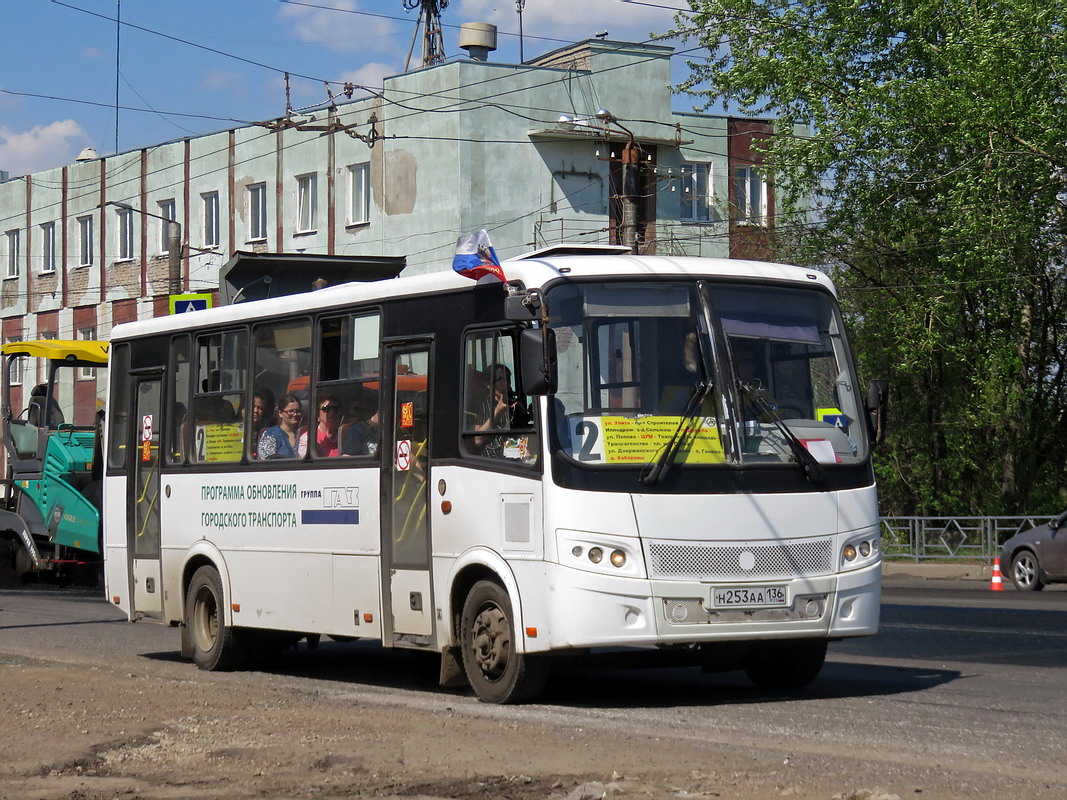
[102,201,182,296]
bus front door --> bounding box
[127,373,163,620]
[381,342,434,646]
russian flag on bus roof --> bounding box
[453,229,506,282]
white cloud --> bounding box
[278,0,397,54]
[0,120,90,176]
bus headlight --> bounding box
[556,530,645,578]
[840,532,880,572]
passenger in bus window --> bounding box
[474,366,530,457]
[195,395,237,424]
[299,393,342,457]
[258,393,303,459]
[250,388,276,457]
[341,391,380,456]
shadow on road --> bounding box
[139,637,961,709]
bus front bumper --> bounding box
[537,560,880,652]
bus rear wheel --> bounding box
[185,565,249,671]
[744,639,827,691]
[460,580,548,704]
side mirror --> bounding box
[1052,509,1067,532]
[866,379,889,446]
[519,327,557,396]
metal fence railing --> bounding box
[879,516,1053,561]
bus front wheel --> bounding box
[185,566,249,671]
[744,639,827,691]
[460,580,548,704]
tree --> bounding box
[673,0,1067,514]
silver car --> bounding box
[1000,511,1067,590]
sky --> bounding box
[0,0,701,178]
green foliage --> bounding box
[674,0,1067,514]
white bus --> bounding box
[103,248,886,703]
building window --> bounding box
[5,230,19,278]
[78,327,97,379]
[7,336,23,386]
[158,199,176,254]
[733,166,768,226]
[78,216,94,267]
[116,206,135,260]
[296,173,317,233]
[680,162,720,223]
[41,222,56,274]
[248,182,268,241]
[202,191,220,248]
[347,163,369,226]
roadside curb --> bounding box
[883,561,991,581]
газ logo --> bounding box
[323,486,358,507]
[302,486,360,525]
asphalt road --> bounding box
[2,576,1066,799]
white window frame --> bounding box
[296,173,317,233]
[5,230,20,279]
[680,162,719,223]
[347,163,370,226]
[733,166,769,226]
[7,336,23,386]
[41,222,57,274]
[248,182,268,242]
[116,207,135,261]
[77,216,94,267]
[202,191,220,249]
[158,199,176,254]
[78,327,97,379]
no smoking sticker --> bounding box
[395,439,411,471]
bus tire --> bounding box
[185,565,249,671]
[460,580,548,704]
[744,639,827,691]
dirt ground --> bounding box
[0,645,976,800]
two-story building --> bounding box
[0,34,791,359]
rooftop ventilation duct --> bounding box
[459,22,497,61]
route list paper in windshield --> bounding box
[569,416,725,464]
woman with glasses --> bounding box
[298,393,343,458]
[257,393,304,459]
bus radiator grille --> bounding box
[647,538,834,580]
[663,595,828,625]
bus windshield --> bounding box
[548,280,868,470]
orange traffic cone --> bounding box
[990,557,1005,591]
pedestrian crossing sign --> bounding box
[169,293,213,314]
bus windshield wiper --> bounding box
[741,382,824,484]
[640,380,710,486]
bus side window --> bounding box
[192,330,246,464]
[166,335,192,465]
[319,312,381,459]
[251,319,311,460]
[461,329,537,464]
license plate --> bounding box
[712,585,787,608]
